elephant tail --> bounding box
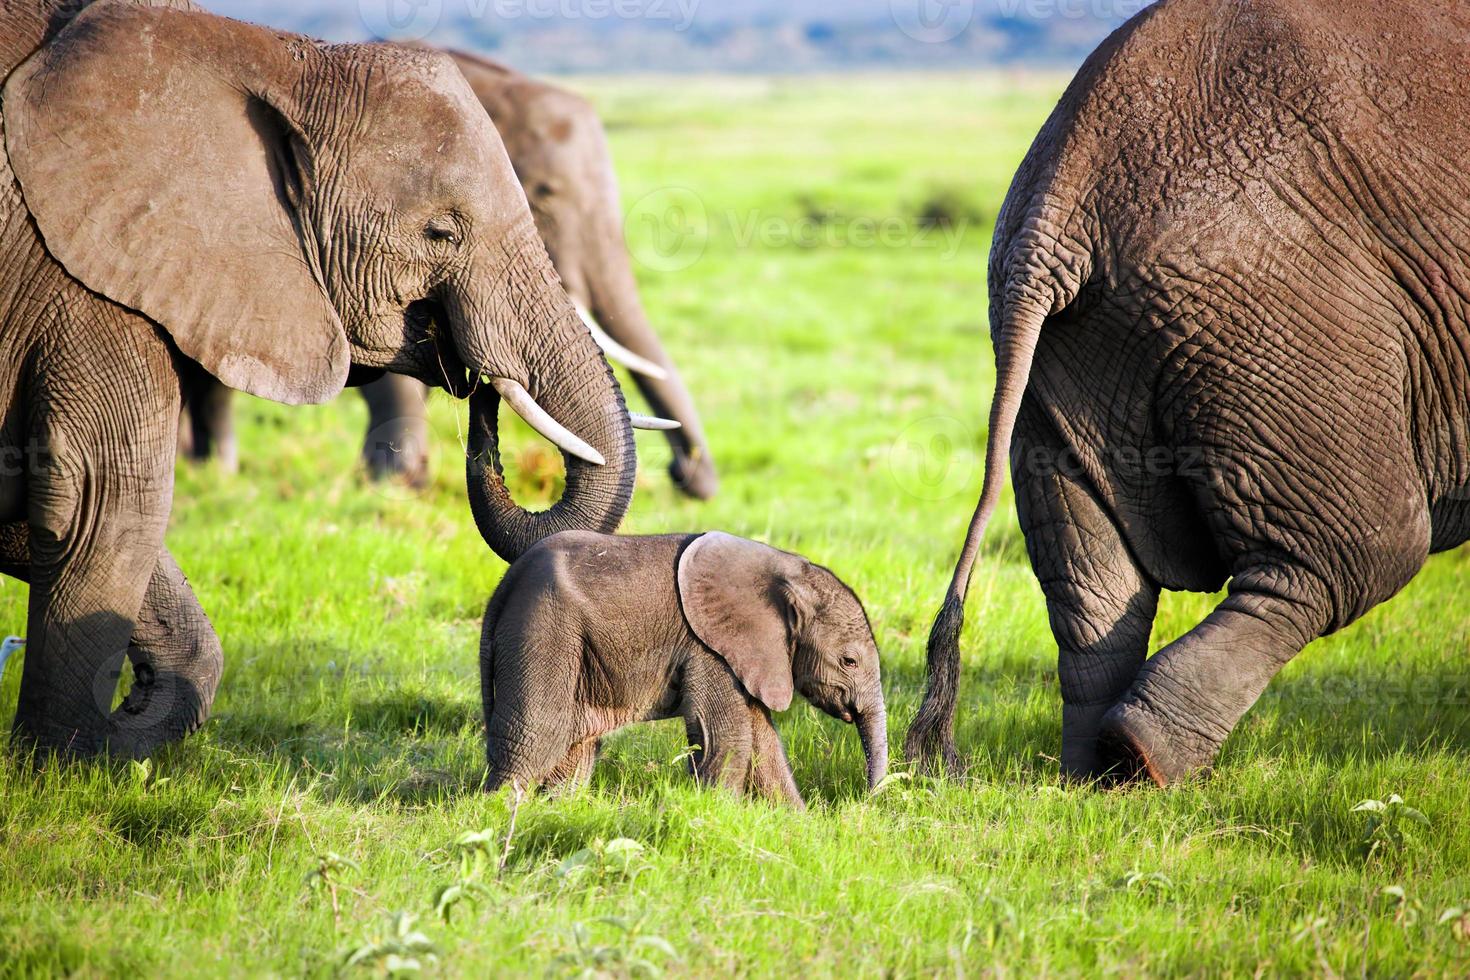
[906,257,1077,768]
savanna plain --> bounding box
[1,73,1468,977]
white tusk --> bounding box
[489,378,606,466]
[577,306,670,381]
[630,414,681,431]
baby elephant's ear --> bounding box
[677,532,799,712]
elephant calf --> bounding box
[480,531,888,807]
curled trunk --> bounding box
[461,269,636,563]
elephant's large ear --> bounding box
[3,1,348,405]
[677,532,805,712]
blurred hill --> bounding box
[200,0,1152,72]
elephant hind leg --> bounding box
[1100,570,1335,785]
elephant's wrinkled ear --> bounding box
[676,532,799,712]
[3,1,348,405]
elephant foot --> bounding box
[1098,698,1215,787]
[669,455,717,501]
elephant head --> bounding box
[4,1,634,562]
[677,533,887,790]
[450,51,719,500]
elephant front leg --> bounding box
[681,657,755,795]
[3,527,223,757]
[177,360,238,473]
[746,706,804,809]
[1013,420,1161,781]
[359,375,431,488]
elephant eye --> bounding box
[532,182,555,199]
[841,656,858,670]
[424,220,460,246]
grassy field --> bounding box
[2,72,1469,977]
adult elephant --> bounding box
[905,0,1470,785]
[0,0,637,757]
[181,49,719,501]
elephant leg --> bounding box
[539,737,598,796]
[359,374,430,488]
[746,706,804,808]
[1099,574,1333,785]
[1,526,222,755]
[177,358,237,473]
[681,655,754,795]
[1012,417,1161,780]
[14,418,177,757]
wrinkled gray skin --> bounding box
[482,531,887,806]
[184,49,717,500]
[0,0,635,758]
[907,0,1470,785]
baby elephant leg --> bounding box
[747,705,804,809]
[540,738,599,797]
[681,658,755,795]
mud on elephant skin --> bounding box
[182,48,718,500]
[481,531,888,806]
[907,0,1470,785]
[0,0,636,758]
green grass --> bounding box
[2,72,1469,977]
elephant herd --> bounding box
[0,0,1465,795]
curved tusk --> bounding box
[488,377,606,466]
[630,414,681,431]
[577,306,670,381]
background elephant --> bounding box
[905,0,1470,784]
[482,531,887,805]
[0,0,636,756]
[181,49,718,500]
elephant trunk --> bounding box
[458,242,637,564]
[856,692,889,791]
[584,228,718,500]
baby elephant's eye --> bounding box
[841,656,859,670]
[424,220,460,246]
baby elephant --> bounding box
[480,531,887,807]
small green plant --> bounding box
[341,912,437,976]
[304,852,361,931]
[430,829,497,924]
[1351,794,1431,858]
[1438,905,1470,944]
[556,838,652,890]
[128,758,169,792]
[1378,885,1422,926]
[550,914,677,978]
[1118,870,1175,896]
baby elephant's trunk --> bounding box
[857,695,888,791]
